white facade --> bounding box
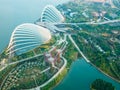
[7,23,51,55]
[41,5,64,23]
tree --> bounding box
[91,79,115,90]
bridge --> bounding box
[35,19,120,26]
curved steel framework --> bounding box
[7,23,51,55]
[112,0,120,8]
[41,5,64,23]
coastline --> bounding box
[89,61,120,83]
[52,59,75,89]
[41,66,68,90]
[51,67,68,90]
[37,56,67,90]
[69,34,120,84]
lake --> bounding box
[0,1,120,90]
[54,59,120,90]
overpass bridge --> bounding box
[35,19,120,26]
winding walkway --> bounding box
[50,19,120,26]
[29,56,67,90]
[30,32,68,90]
[0,54,43,72]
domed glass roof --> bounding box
[7,23,51,55]
[41,5,64,23]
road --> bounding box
[29,33,68,90]
[0,53,43,72]
[2,17,119,89]
[29,55,67,90]
[0,34,60,72]
[68,35,90,63]
[49,19,120,26]
[1,33,68,90]
[8,54,43,66]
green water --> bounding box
[0,1,120,90]
[54,59,120,90]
